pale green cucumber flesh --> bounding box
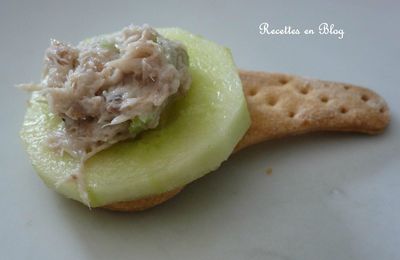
[20,28,251,207]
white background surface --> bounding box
[1,0,399,259]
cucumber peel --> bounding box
[20,28,251,207]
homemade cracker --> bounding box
[235,70,389,151]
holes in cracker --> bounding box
[248,88,258,96]
[279,77,289,85]
[266,96,278,106]
[320,96,329,103]
[344,85,351,90]
[339,107,348,114]
[361,94,369,102]
[288,111,296,118]
[379,107,386,113]
[299,85,310,95]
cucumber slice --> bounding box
[20,28,251,207]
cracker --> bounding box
[235,70,390,151]
[103,70,390,212]
[102,187,183,212]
